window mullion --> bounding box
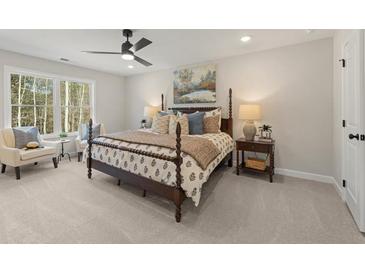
[54,78,61,135]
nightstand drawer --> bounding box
[236,142,270,153]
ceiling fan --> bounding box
[82,29,152,67]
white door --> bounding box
[342,30,365,231]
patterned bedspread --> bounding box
[84,131,233,206]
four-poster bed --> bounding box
[87,89,233,222]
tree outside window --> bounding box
[60,80,91,133]
[9,72,93,135]
[10,74,54,135]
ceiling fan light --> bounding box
[240,35,252,42]
[122,52,134,61]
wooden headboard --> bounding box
[162,89,233,137]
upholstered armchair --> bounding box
[0,128,58,180]
[75,123,106,162]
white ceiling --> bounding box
[0,29,335,76]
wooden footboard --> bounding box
[88,119,185,222]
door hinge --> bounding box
[342,180,346,188]
[339,59,346,68]
[342,120,346,127]
[361,134,365,141]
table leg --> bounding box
[241,150,245,168]
[236,149,239,175]
[269,150,274,183]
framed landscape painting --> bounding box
[173,64,216,104]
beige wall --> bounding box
[125,38,334,176]
[0,49,125,133]
[0,39,334,177]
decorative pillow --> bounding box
[187,112,205,135]
[151,114,170,134]
[26,141,40,149]
[158,111,170,116]
[169,114,189,135]
[151,111,168,131]
[82,124,102,140]
[12,127,41,149]
[203,115,220,134]
[205,107,222,129]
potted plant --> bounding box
[258,124,272,139]
[141,119,147,129]
[59,132,68,140]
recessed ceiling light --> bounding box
[128,65,134,69]
[60,57,69,62]
[240,36,252,42]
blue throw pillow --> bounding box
[82,124,101,140]
[188,112,205,135]
[81,124,88,140]
[13,127,41,149]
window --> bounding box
[5,67,95,136]
[60,80,91,133]
[10,74,54,135]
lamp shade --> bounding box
[239,104,261,120]
[144,106,158,117]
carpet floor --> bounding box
[0,159,364,244]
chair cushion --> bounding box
[13,127,41,149]
[2,128,15,148]
[19,147,56,161]
[80,140,88,149]
[81,124,101,140]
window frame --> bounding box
[3,65,96,138]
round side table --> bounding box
[58,139,71,162]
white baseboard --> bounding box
[275,168,335,184]
[331,178,345,201]
[234,161,346,200]
[274,168,345,201]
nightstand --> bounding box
[236,138,275,182]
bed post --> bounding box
[87,118,93,179]
[161,94,164,111]
[228,88,233,167]
[174,122,183,222]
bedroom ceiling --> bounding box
[0,29,335,76]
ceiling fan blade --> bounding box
[82,51,121,54]
[131,38,152,52]
[134,55,152,67]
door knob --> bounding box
[349,133,359,140]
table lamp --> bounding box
[143,106,159,127]
[239,104,261,141]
